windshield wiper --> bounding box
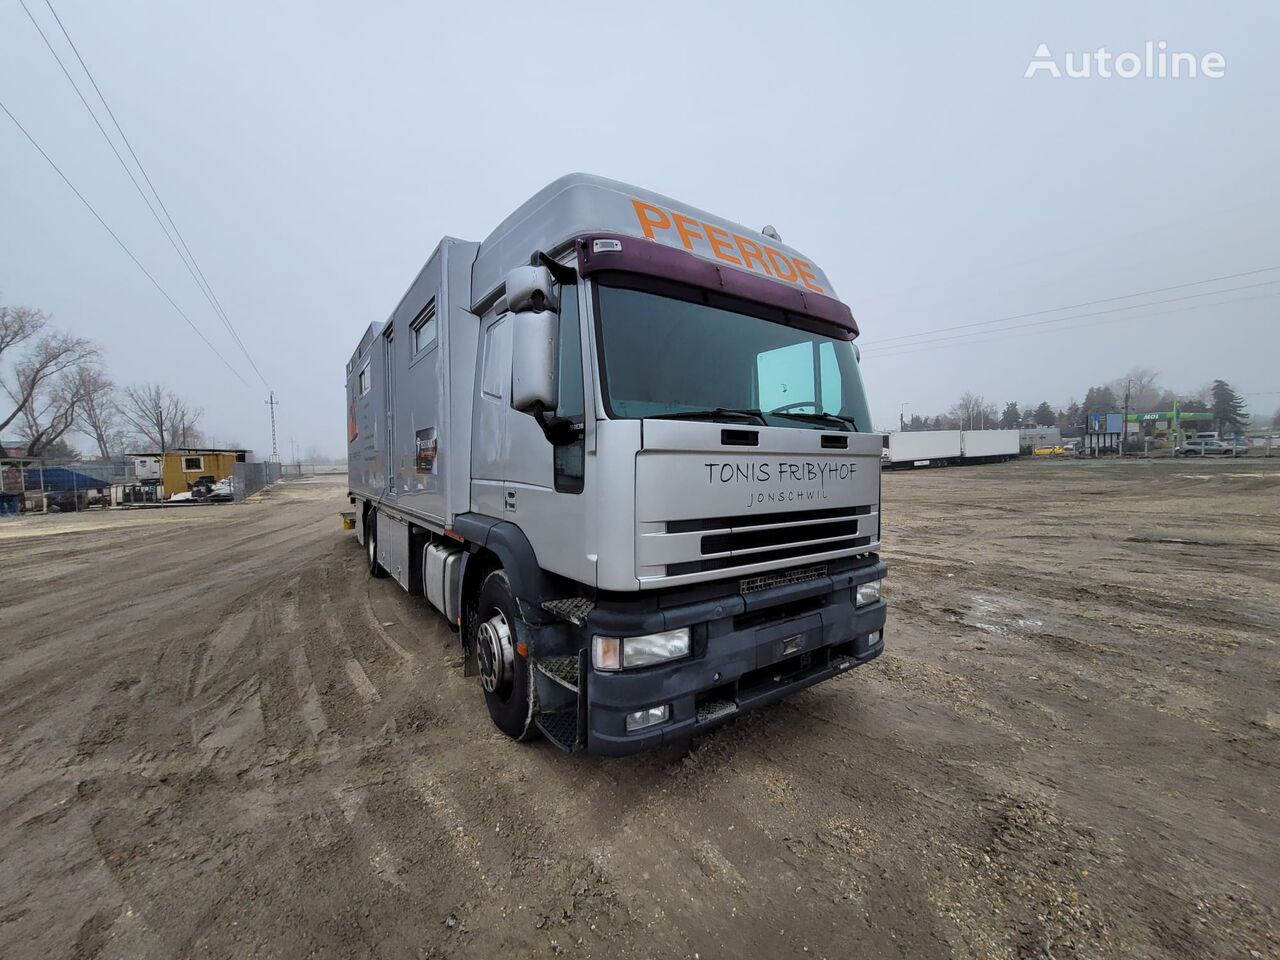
[767,410,858,431]
[649,407,768,425]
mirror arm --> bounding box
[527,401,581,447]
[531,250,577,285]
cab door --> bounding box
[502,281,593,586]
[470,313,511,517]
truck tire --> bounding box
[475,569,537,741]
[366,510,387,578]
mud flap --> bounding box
[531,651,585,751]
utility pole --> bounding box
[265,392,280,462]
[1120,379,1132,458]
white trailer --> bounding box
[133,455,162,481]
[881,430,963,467]
[960,429,1020,462]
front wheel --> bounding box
[474,569,537,741]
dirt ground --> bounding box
[1,461,1277,960]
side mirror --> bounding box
[506,265,560,414]
[505,265,559,313]
[511,310,559,412]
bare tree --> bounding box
[117,383,203,453]
[948,392,997,430]
[1111,368,1163,414]
[173,412,203,449]
[73,366,120,458]
[1,324,98,438]
[0,302,48,359]
[8,362,89,457]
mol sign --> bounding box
[630,199,827,295]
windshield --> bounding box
[594,283,871,431]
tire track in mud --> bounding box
[51,525,461,957]
[353,534,982,958]
[7,468,1279,960]
[2,490,351,959]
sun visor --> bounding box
[575,234,858,340]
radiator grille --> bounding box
[666,503,870,534]
[702,518,859,554]
[667,536,872,577]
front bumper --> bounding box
[584,563,887,756]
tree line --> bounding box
[1,297,217,460]
[901,368,1273,435]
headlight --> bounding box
[592,627,691,671]
[855,579,882,607]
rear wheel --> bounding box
[366,510,387,578]
[474,569,536,741]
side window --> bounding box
[554,285,585,494]
[358,365,371,396]
[756,342,815,411]
[411,299,437,355]
[481,318,508,399]
[556,286,583,422]
[818,342,841,414]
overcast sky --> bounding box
[2,1,1277,455]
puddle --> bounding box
[965,593,1044,635]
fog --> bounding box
[2,1,1275,454]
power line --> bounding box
[19,0,270,388]
[0,96,249,386]
[41,0,265,387]
[862,288,1280,362]
[860,280,1280,359]
[865,289,1280,362]
[860,266,1280,347]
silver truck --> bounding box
[345,174,887,755]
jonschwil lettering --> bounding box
[703,460,857,509]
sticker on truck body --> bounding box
[631,199,827,295]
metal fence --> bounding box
[278,462,345,478]
[1,457,135,514]
[2,457,343,513]
[231,460,283,501]
[231,462,345,500]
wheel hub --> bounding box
[477,610,514,696]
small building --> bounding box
[1019,427,1061,451]
[133,448,249,497]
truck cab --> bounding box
[346,174,886,755]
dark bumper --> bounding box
[585,569,887,756]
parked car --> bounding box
[1033,445,1067,456]
[1174,439,1236,457]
